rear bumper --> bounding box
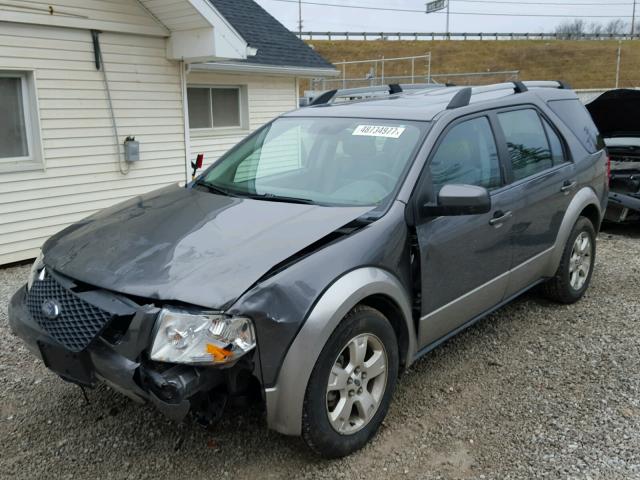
[606,169,640,222]
[606,192,640,222]
[8,285,228,421]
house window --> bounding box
[0,71,42,169]
[187,86,245,130]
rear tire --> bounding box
[542,216,596,304]
[301,305,399,458]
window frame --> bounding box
[187,84,248,135]
[0,70,43,172]
[540,114,570,166]
[491,104,573,187]
[420,111,506,203]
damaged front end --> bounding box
[8,267,260,426]
[586,89,640,223]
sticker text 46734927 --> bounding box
[352,125,406,139]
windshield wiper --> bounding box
[195,182,316,205]
[245,192,317,205]
[195,181,236,197]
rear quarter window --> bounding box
[547,99,604,154]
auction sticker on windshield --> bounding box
[352,125,406,139]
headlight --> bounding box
[27,250,45,291]
[150,307,256,365]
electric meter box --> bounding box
[124,137,140,163]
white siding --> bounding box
[188,71,297,170]
[0,0,168,36]
[0,22,186,265]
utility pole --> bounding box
[446,0,450,38]
[615,40,622,88]
[632,0,637,36]
[298,0,303,36]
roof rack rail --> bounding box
[388,84,403,94]
[308,79,572,109]
[309,89,338,106]
[310,85,395,106]
[521,80,572,90]
[513,81,528,93]
[446,87,472,109]
[309,83,443,106]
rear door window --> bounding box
[547,99,603,153]
[497,109,553,181]
[429,116,502,192]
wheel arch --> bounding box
[546,187,602,277]
[579,203,601,232]
[264,267,417,436]
[358,294,411,372]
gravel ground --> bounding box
[1,224,639,480]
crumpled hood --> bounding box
[586,89,640,138]
[43,184,371,309]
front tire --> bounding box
[543,216,596,304]
[302,306,399,458]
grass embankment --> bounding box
[306,40,639,89]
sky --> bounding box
[253,0,637,33]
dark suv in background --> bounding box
[9,81,608,457]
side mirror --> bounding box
[423,184,491,217]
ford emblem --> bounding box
[41,299,61,320]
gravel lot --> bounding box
[1,224,639,480]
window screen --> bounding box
[187,88,211,129]
[498,109,552,181]
[0,76,29,159]
[547,99,603,154]
[212,89,240,127]
[430,117,501,192]
[188,87,241,129]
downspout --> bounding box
[181,61,192,184]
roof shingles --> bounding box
[209,0,334,70]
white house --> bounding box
[0,0,336,265]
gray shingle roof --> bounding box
[209,0,335,71]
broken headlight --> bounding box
[27,250,45,291]
[150,307,256,365]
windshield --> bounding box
[196,117,428,207]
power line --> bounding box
[263,0,635,17]
[457,0,632,5]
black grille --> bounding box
[26,269,113,352]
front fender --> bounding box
[264,267,416,436]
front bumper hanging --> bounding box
[8,280,246,422]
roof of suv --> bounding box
[285,82,580,122]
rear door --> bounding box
[415,114,515,348]
[493,107,576,297]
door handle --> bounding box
[489,210,513,227]
[561,180,578,193]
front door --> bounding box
[415,115,515,348]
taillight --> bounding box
[606,154,611,183]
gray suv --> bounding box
[9,81,609,458]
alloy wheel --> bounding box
[569,232,592,291]
[326,333,388,435]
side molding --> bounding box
[264,267,417,436]
[544,186,601,277]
